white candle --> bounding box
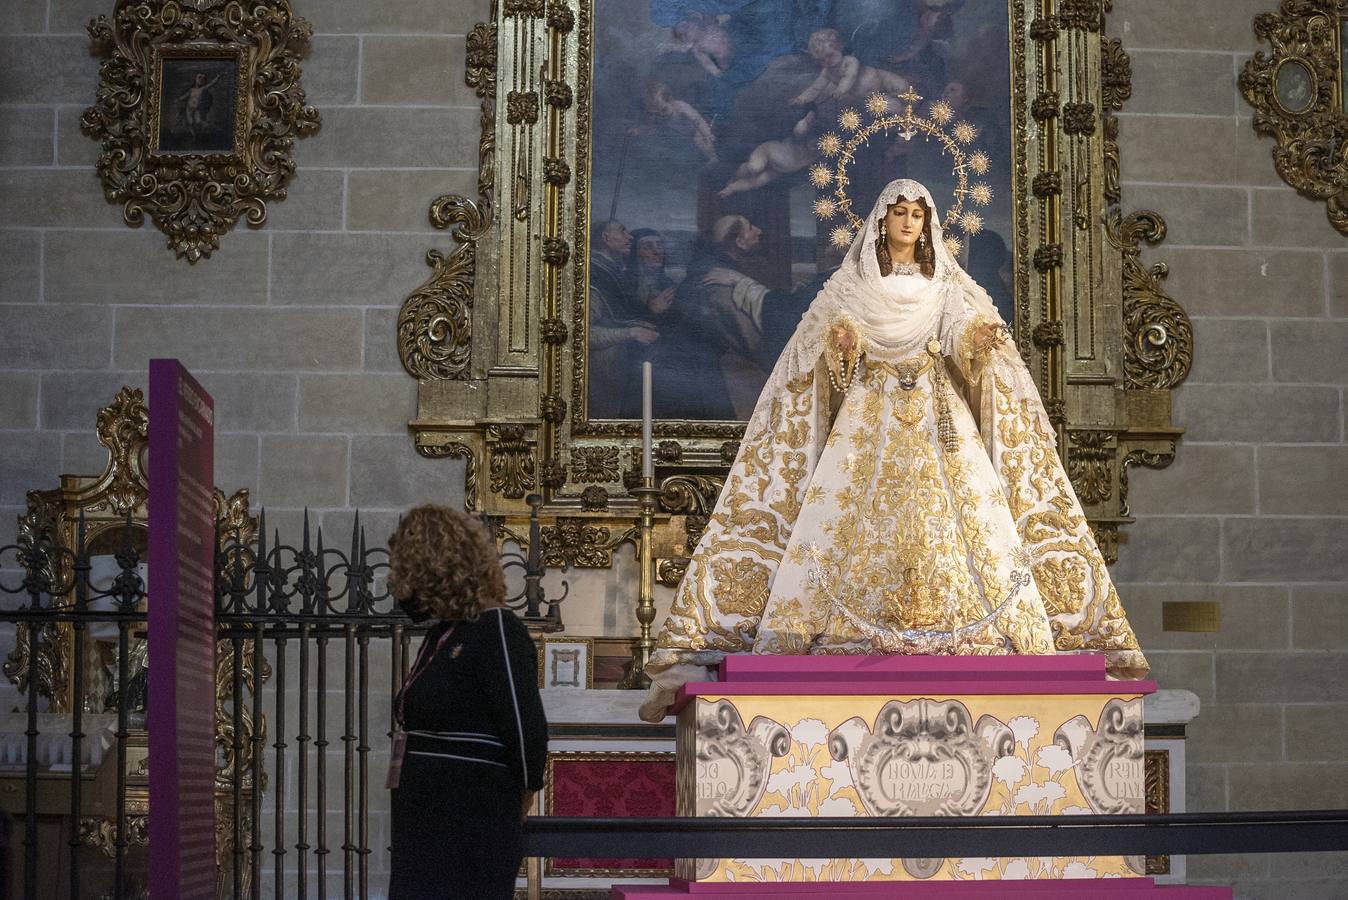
[641,361,654,481]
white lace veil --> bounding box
[777,177,1005,383]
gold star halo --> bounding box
[810,88,998,253]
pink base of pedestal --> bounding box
[611,880,1232,899]
[671,654,1155,714]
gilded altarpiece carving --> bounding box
[399,0,1190,573]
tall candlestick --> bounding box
[641,361,654,481]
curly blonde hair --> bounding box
[387,505,505,622]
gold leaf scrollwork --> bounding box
[579,485,609,511]
[1240,4,1348,236]
[656,558,690,588]
[1089,521,1119,566]
[543,157,572,186]
[80,0,320,261]
[1145,748,1172,874]
[81,815,149,858]
[1062,101,1097,135]
[507,90,540,125]
[1058,0,1104,31]
[1101,37,1132,112]
[541,519,626,568]
[541,394,567,424]
[1066,430,1116,505]
[1103,114,1122,206]
[504,0,545,16]
[465,20,498,203]
[95,387,150,516]
[544,80,574,110]
[397,196,487,382]
[417,442,481,512]
[1119,444,1176,518]
[488,425,537,499]
[2,509,68,700]
[1106,210,1194,390]
[547,1,576,32]
[657,475,724,516]
[465,21,498,98]
[570,446,620,483]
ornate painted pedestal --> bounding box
[611,655,1229,899]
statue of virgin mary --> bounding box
[639,178,1147,722]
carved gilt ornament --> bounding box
[81,0,320,261]
[396,1,1192,571]
[1240,1,1348,235]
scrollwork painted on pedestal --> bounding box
[829,700,1010,820]
[693,700,787,818]
[1055,697,1145,815]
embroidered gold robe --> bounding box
[640,180,1146,721]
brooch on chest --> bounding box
[450,644,462,659]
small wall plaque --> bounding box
[1160,601,1220,633]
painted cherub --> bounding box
[178,71,223,135]
[630,81,718,164]
[790,28,910,109]
[672,13,734,78]
[718,110,816,197]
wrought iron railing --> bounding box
[4,506,1348,900]
[0,496,567,900]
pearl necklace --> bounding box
[891,262,920,276]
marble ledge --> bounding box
[542,688,1201,727]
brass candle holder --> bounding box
[621,477,662,690]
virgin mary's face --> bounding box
[885,200,926,248]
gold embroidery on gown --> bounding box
[640,180,1146,721]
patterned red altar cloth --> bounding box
[548,755,675,874]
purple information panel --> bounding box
[148,359,217,899]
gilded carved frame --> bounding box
[1240,0,1348,236]
[81,0,321,262]
[398,0,1191,568]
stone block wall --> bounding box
[0,0,485,555]
[1111,1,1348,895]
[2,0,1347,896]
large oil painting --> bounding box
[585,0,1014,422]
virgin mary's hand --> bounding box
[972,321,1006,355]
[830,323,857,356]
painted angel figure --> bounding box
[639,178,1147,722]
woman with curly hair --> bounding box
[386,505,547,899]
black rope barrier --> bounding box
[524,810,1348,859]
